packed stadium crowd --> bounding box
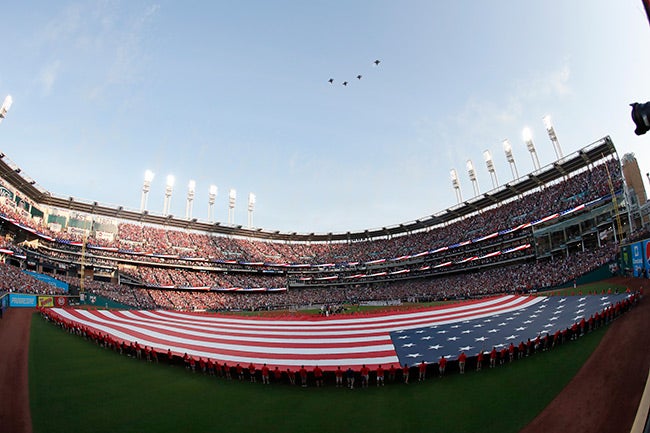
[29,241,614,311]
[0,156,627,312]
[0,262,66,295]
[0,159,622,270]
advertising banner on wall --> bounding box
[643,240,650,273]
[9,294,37,308]
[37,296,54,307]
[631,242,644,277]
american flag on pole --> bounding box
[46,293,629,371]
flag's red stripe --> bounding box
[124,296,538,335]
[47,295,543,371]
[58,309,393,352]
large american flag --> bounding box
[47,293,628,371]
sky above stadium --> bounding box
[1,1,649,234]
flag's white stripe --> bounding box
[96,310,390,344]
[56,309,394,355]
[51,296,544,346]
[54,311,399,367]
[123,296,543,335]
[77,296,543,341]
[154,295,521,326]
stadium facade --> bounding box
[0,136,640,310]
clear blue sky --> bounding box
[1,1,649,233]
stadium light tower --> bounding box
[543,115,563,160]
[450,168,463,203]
[483,150,499,189]
[163,175,175,216]
[185,180,196,219]
[0,95,13,124]
[466,159,480,197]
[228,188,237,224]
[503,139,519,181]
[140,170,155,212]
[523,127,541,171]
[208,185,218,222]
[247,192,256,229]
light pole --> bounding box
[228,188,236,224]
[450,168,463,203]
[140,170,154,212]
[523,127,540,171]
[483,150,499,189]
[466,159,480,197]
[208,185,217,222]
[503,139,519,180]
[185,180,196,219]
[543,115,563,160]
[247,192,256,228]
[0,95,12,124]
[163,175,175,216]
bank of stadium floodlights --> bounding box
[140,172,251,226]
[450,116,564,202]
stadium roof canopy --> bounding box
[0,136,617,243]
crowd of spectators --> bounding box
[0,158,622,270]
[57,241,616,312]
[0,262,67,296]
[0,157,627,311]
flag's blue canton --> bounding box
[391,294,629,365]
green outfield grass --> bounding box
[29,305,614,433]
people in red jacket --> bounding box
[490,347,497,368]
[418,360,427,381]
[261,363,270,385]
[360,365,370,388]
[438,356,447,377]
[248,362,256,383]
[313,365,324,387]
[376,365,385,386]
[458,352,467,374]
[335,366,344,388]
[299,365,308,387]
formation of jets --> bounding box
[328,60,380,86]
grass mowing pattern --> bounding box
[29,311,610,433]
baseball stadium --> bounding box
[0,134,649,433]
[2,2,650,433]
